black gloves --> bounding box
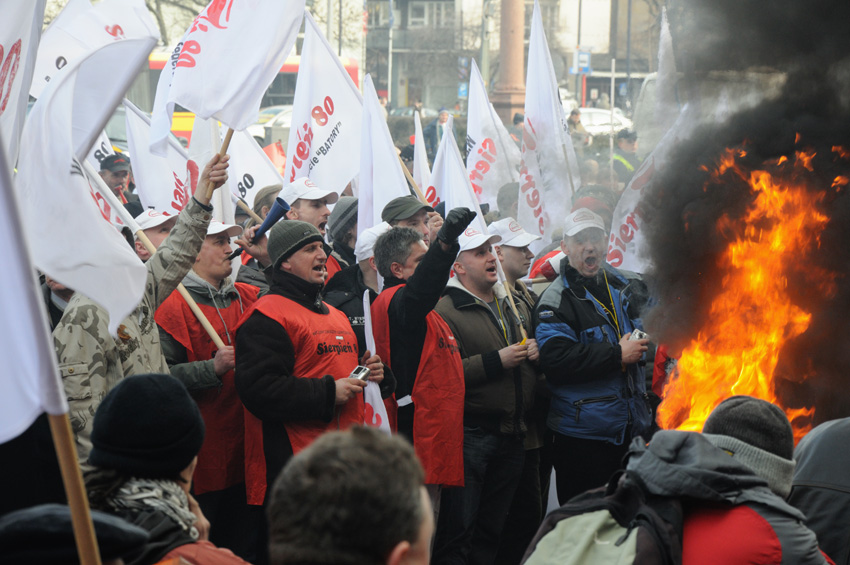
[436,207,477,245]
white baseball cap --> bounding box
[281,177,339,206]
[136,209,176,231]
[458,227,501,252]
[564,208,606,237]
[207,220,242,238]
[488,217,541,248]
[354,222,391,263]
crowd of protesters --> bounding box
[1,128,849,565]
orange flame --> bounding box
[657,149,831,443]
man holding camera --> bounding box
[234,220,384,507]
[533,209,652,504]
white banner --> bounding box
[125,99,198,215]
[413,111,436,207]
[466,59,521,211]
[519,0,581,251]
[357,75,409,235]
[432,116,488,235]
[0,1,46,167]
[151,0,304,155]
[0,131,69,443]
[606,105,697,273]
[31,0,157,100]
[17,35,155,335]
[285,12,363,193]
[85,130,116,172]
[362,290,390,434]
[227,129,285,209]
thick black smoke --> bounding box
[642,0,850,423]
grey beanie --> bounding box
[268,220,324,269]
[703,395,796,498]
[328,196,358,243]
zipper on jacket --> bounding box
[573,394,618,423]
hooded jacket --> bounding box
[534,258,651,444]
[435,277,541,436]
[627,430,831,565]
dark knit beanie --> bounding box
[328,196,358,243]
[268,219,324,269]
[89,374,205,478]
[703,395,796,498]
[0,504,149,564]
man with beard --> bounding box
[155,220,261,562]
[533,208,652,504]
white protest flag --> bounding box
[357,75,408,234]
[653,8,677,133]
[17,26,157,335]
[362,290,391,434]
[433,116,487,234]
[0,134,68,443]
[413,111,435,206]
[31,0,156,100]
[285,12,363,193]
[125,99,199,215]
[466,59,521,211]
[85,129,116,171]
[519,0,581,251]
[0,1,46,167]
[606,105,697,273]
[150,0,304,155]
[227,129,285,209]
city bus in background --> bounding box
[143,51,360,148]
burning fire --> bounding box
[657,145,838,442]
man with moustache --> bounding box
[155,220,261,560]
[533,208,652,504]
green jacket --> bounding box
[53,197,212,460]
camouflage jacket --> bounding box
[52,198,213,460]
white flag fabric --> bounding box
[0,1,46,167]
[17,33,156,335]
[606,105,697,273]
[466,59,521,211]
[357,75,409,235]
[519,0,581,251]
[653,8,677,133]
[150,0,304,155]
[362,290,390,434]
[125,99,199,215]
[285,12,363,193]
[0,133,69,443]
[31,0,157,100]
[227,129,285,209]
[432,116,487,235]
[413,111,435,207]
[85,130,116,172]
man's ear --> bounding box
[494,245,503,261]
[560,238,569,257]
[261,205,271,217]
[368,256,377,272]
[286,208,298,220]
[134,239,148,259]
[390,261,404,279]
[385,540,411,565]
[452,261,465,277]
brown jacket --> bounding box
[435,277,542,437]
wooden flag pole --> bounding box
[521,277,550,285]
[235,198,263,224]
[48,413,102,565]
[397,153,430,205]
[494,260,528,341]
[135,230,227,349]
[204,128,235,201]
